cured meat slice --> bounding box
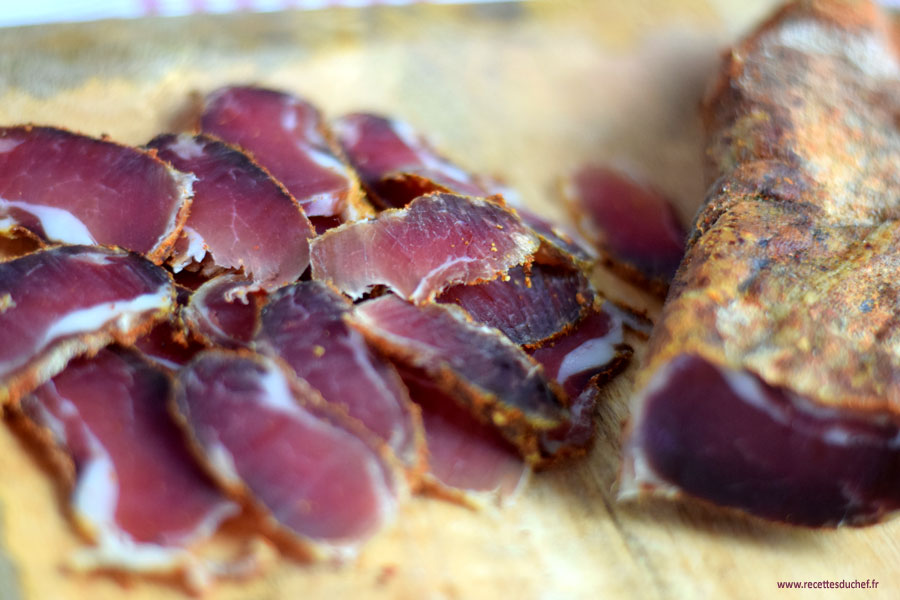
[200,86,370,220]
[0,245,175,406]
[350,294,567,464]
[561,165,685,294]
[310,193,539,304]
[399,367,528,508]
[516,207,595,269]
[19,348,237,581]
[148,133,315,290]
[527,303,630,399]
[438,263,592,348]
[332,113,490,209]
[0,126,192,263]
[174,351,400,558]
[254,281,424,471]
[182,274,264,349]
[621,0,900,525]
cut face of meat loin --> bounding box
[0,126,193,263]
[148,133,315,291]
[174,351,400,559]
[0,245,175,406]
[310,193,539,304]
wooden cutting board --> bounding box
[2,1,899,598]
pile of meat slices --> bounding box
[0,85,672,589]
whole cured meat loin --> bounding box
[148,133,315,291]
[437,263,593,348]
[200,86,370,220]
[561,165,685,295]
[310,193,539,304]
[17,348,238,584]
[254,281,425,472]
[621,0,900,525]
[0,126,192,263]
[182,274,265,349]
[174,351,401,559]
[350,294,568,464]
[398,366,528,508]
[332,113,492,209]
[0,245,175,406]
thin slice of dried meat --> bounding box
[0,245,175,406]
[350,294,567,464]
[174,351,401,559]
[562,165,685,294]
[438,263,592,348]
[148,133,315,290]
[399,366,528,508]
[621,0,900,525]
[333,113,490,209]
[182,274,265,349]
[254,281,425,472]
[0,126,192,263]
[200,86,370,220]
[310,193,539,304]
[18,348,238,586]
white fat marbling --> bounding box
[42,289,171,345]
[0,197,96,244]
[169,226,208,273]
[0,138,23,153]
[168,134,206,161]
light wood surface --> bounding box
[3,1,899,598]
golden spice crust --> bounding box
[639,0,900,412]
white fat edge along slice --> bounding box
[168,226,209,274]
[552,311,624,387]
[183,274,261,346]
[0,197,96,245]
[0,285,175,380]
[19,391,240,591]
[148,166,196,263]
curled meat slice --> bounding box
[183,274,264,349]
[174,351,400,559]
[516,207,596,269]
[135,286,204,371]
[200,86,369,220]
[254,281,425,472]
[438,263,592,348]
[333,113,490,209]
[399,367,528,508]
[350,294,567,464]
[0,126,192,263]
[562,165,685,294]
[0,245,175,406]
[148,133,315,291]
[19,348,238,584]
[311,193,539,304]
[621,354,900,526]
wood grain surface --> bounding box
[2,1,898,598]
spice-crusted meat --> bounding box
[310,193,539,304]
[350,294,568,464]
[148,133,315,291]
[19,348,237,581]
[173,351,401,559]
[0,246,175,406]
[621,0,900,525]
[254,281,425,472]
[0,126,192,263]
[200,86,370,221]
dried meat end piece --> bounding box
[183,274,265,349]
[148,133,315,290]
[438,263,593,349]
[17,348,238,586]
[561,165,685,295]
[0,125,193,264]
[620,354,900,526]
[254,281,426,475]
[0,245,176,406]
[310,193,539,304]
[349,295,567,464]
[200,86,371,221]
[333,113,489,209]
[173,351,402,560]
[399,366,529,509]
